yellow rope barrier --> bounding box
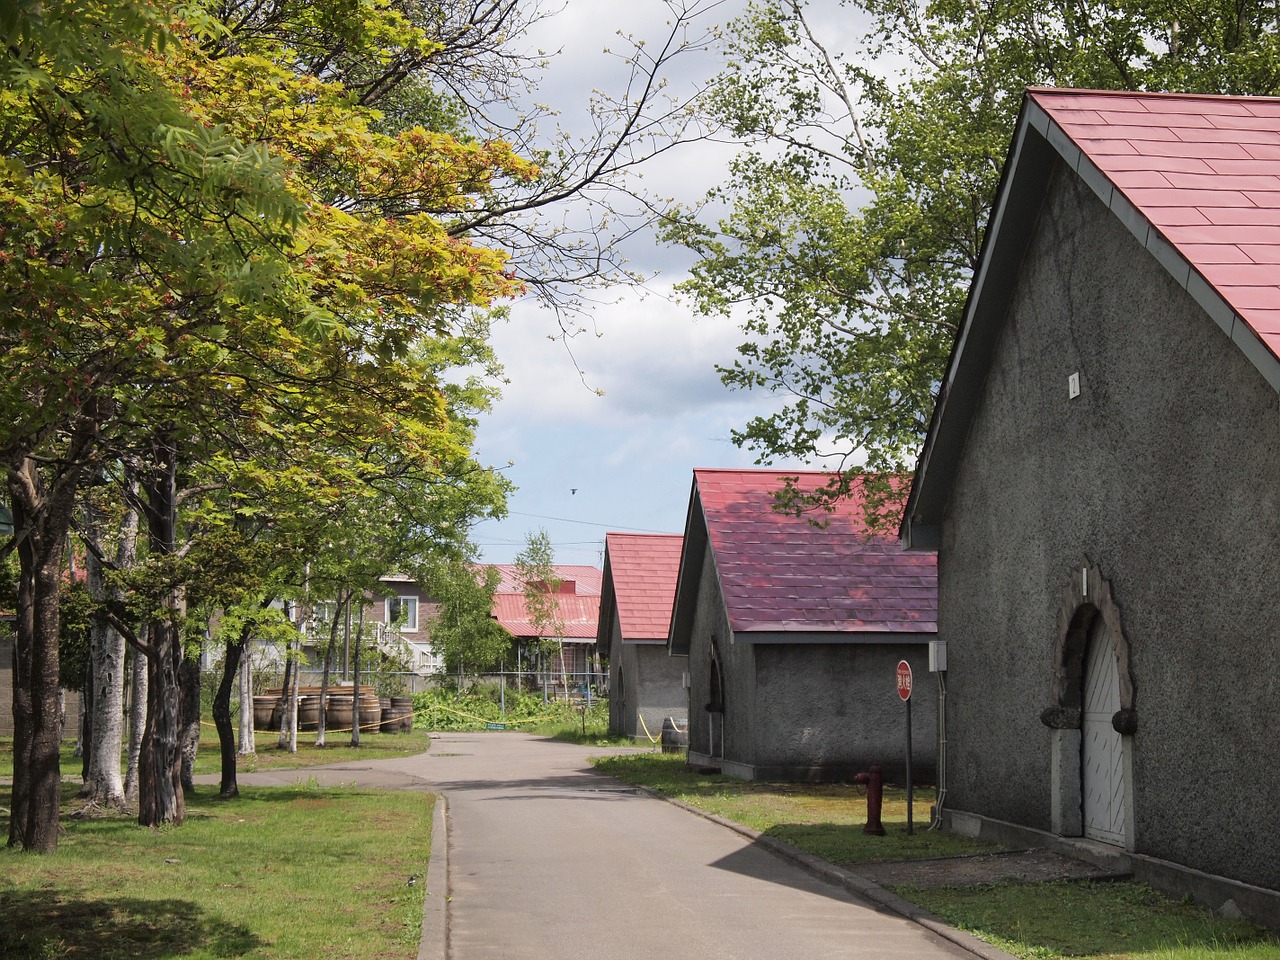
[635,712,661,745]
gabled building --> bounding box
[597,532,685,740]
[488,564,603,687]
[670,468,937,781]
[901,88,1280,928]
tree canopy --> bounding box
[664,0,1280,518]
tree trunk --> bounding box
[79,493,135,808]
[350,610,364,747]
[137,435,185,829]
[237,643,254,756]
[315,590,347,749]
[214,624,250,798]
[7,455,79,852]
[79,659,92,780]
[179,654,201,794]
[125,639,148,803]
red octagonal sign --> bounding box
[896,660,913,701]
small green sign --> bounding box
[484,722,506,730]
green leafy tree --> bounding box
[0,0,524,846]
[514,528,567,697]
[665,0,1280,520]
[421,561,510,676]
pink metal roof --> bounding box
[490,592,600,641]
[485,563,602,640]
[603,533,683,641]
[1030,88,1280,360]
[693,469,936,635]
[487,564,602,596]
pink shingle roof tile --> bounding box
[484,563,602,640]
[692,469,936,635]
[602,533,683,641]
[1030,88,1280,365]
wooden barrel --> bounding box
[378,696,392,731]
[252,696,277,731]
[660,717,689,754]
[326,695,353,732]
[297,695,321,731]
[387,696,415,733]
[357,694,381,732]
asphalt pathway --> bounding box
[206,733,1001,960]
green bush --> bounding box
[413,688,608,735]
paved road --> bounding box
[206,733,992,960]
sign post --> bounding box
[896,660,914,835]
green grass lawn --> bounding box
[592,753,1280,960]
[0,783,433,960]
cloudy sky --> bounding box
[467,1,863,566]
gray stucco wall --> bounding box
[751,643,937,783]
[941,163,1280,890]
[632,644,687,738]
[685,547,750,767]
[606,616,625,736]
[610,630,687,740]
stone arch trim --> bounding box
[1041,557,1138,735]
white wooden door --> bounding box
[1081,626,1126,845]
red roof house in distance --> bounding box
[669,468,937,782]
[486,564,603,689]
[901,89,1280,929]
[596,533,685,741]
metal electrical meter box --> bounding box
[928,640,948,673]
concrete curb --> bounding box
[417,795,449,960]
[645,789,1019,960]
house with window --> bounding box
[368,574,443,675]
[900,88,1280,929]
[669,468,937,782]
[487,564,603,692]
[597,532,685,740]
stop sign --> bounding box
[896,660,913,701]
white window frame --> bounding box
[386,595,419,632]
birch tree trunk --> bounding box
[315,590,348,749]
[80,493,137,807]
[125,638,148,803]
[350,611,364,747]
[179,654,201,794]
[238,639,254,757]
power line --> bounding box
[499,510,676,534]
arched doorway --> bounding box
[1041,559,1137,850]
[1082,619,1126,844]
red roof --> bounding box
[1030,88,1280,359]
[692,469,936,634]
[490,592,601,641]
[484,563,602,641]
[487,564,602,596]
[602,533,683,641]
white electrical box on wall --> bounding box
[682,671,690,689]
[928,640,948,673]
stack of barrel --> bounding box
[252,685,414,733]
